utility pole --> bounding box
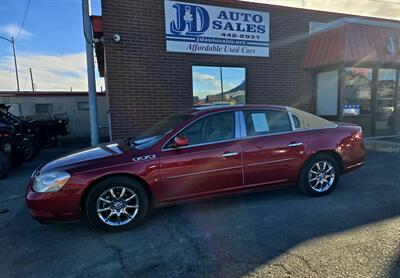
[29,68,34,92]
[11,37,20,92]
[0,36,20,91]
[82,0,99,145]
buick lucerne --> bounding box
[26,105,365,232]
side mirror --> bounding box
[172,135,189,148]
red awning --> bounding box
[303,21,400,69]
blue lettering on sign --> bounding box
[170,3,210,35]
[169,3,266,36]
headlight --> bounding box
[33,171,71,193]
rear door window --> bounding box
[244,110,292,137]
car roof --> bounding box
[186,104,289,116]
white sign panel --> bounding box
[164,0,270,57]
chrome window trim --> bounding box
[161,108,339,152]
[288,111,296,131]
[237,111,247,138]
[162,110,237,151]
[234,111,241,139]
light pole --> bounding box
[0,36,20,92]
[82,0,99,145]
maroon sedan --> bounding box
[26,105,365,232]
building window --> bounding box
[35,104,52,114]
[316,70,338,116]
[376,69,396,134]
[343,68,372,116]
[192,66,246,106]
[77,101,89,111]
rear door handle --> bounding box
[222,151,239,157]
[288,142,304,147]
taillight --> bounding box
[353,129,363,140]
[0,132,10,138]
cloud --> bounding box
[192,72,218,82]
[0,52,104,91]
[0,24,33,39]
[192,71,221,92]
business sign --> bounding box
[164,0,270,57]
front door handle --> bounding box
[222,151,239,157]
[288,142,304,147]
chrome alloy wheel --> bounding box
[96,186,139,226]
[308,161,336,192]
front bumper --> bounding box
[26,186,82,221]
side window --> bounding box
[171,112,235,147]
[292,114,301,129]
[244,110,292,137]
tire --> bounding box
[85,176,149,232]
[19,138,37,161]
[0,151,11,179]
[298,153,340,196]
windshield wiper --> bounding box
[125,137,137,147]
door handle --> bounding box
[288,142,304,147]
[222,151,239,157]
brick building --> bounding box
[93,0,400,138]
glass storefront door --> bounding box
[342,68,373,136]
[376,69,397,136]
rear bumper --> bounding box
[26,187,82,221]
[342,148,365,173]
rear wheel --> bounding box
[19,138,37,161]
[298,153,340,196]
[85,176,149,232]
[0,151,11,179]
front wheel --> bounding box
[298,154,340,196]
[85,177,149,232]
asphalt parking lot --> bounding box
[0,146,399,278]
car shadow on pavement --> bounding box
[1,149,400,277]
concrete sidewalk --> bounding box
[364,136,400,154]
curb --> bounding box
[364,139,400,154]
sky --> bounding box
[1,0,400,92]
[193,66,245,100]
[0,0,102,91]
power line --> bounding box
[15,0,31,41]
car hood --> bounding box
[39,141,133,173]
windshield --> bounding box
[132,113,193,149]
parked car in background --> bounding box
[26,105,365,232]
[0,109,41,161]
[0,123,14,178]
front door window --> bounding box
[376,69,396,136]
